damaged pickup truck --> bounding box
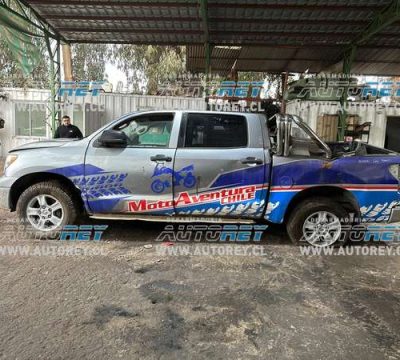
[0,111,399,246]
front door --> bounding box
[83,112,178,215]
[173,112,269,218]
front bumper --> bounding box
[0,187,10,210]
[0,176,17,210]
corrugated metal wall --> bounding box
[286,99,400,148]
[77,92,206,120]
[0,89,51,157]
[0,88,206,155]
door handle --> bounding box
[240,157,263,165]
[150,154,172,162]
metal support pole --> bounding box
[45,34,57,137]
[3,0,66,137]
[56,37,61,127]
[281,72,289,114]
[338,45,356,140]
[199,0,210,100]
[342,46,356,75]
[205,42,211,96]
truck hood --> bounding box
[9,139,79,153]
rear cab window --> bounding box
[183,113,248,148]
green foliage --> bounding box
[0,41,109,88]
[0,36,49,88]
[0,0,48,87]
[71,43,109,81]
[110,45,186,94]
[238,72,292,99]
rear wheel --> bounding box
[287,197,350,247]
[16,181,78,233]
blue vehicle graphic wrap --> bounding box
[46,156,399,222]
[129,165,268,218]
[43,157,400,223]
[265,157,400,223]
[49,163,131,213]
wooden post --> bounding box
[62,44,73,81]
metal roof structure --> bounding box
[187,45,400,75]
[20,0,400,75]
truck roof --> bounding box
[122,110,267,119]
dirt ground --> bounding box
[0,209,400,360]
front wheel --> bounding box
[16,181,78,233]
[287,197,350,247]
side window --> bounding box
[114,114,173,147]
[184,113,248,148]
[15,103,47,137]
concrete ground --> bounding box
[0,210,400,360]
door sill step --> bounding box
[90,213,255,224]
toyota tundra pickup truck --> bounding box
[0,111,399,246]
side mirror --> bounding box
[98,130,128,147]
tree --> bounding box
[0,36,49,88]
[237,72,293,100]
[110,45,186,94]
[71,43,109,81]
[0,40,112,88]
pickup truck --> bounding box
[0,111,399,246]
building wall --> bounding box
[0,88,206,156]
[286,99,400,148]
[0,88,50,158]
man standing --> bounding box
[54,115,83,139]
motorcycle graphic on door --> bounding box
[151,164,196,193]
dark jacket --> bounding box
[54,124,83,139]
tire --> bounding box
[286,197,350,247]
[16,181,79,235]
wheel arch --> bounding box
[9,172,85,213]
[283,186,360,224]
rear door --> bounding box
[173,112,269,218]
